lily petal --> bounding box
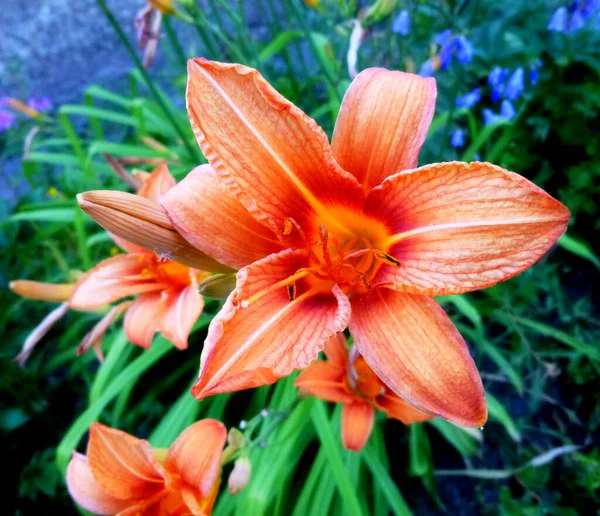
[69,254,167,309]
[341,401,375,451]
[165,419,227,497]
[349,288,487,427]
[192,249,351,399]
[10,280,74,303]
[367,162,570,295]
[186,59,364,243]
[124,292,164,349]
[66,452,132,515]
[332,68,436,191]
[87,423,164,500]
[159,284,204,350]
[162,165,284,269]
[294,361,354,404]
[137,162,176,202]
[374,393,434,425]
[323,332,349,367]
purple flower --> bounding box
[505,67,525,100]
[0,96,10,108]
[548,6,569,32]
[450,128,465,148]
[500,99,516,120]
[0,110,15,132]
[27,97,52,112]
[456,88,482,109]
[418,59,435,77]
[392,10,410,35]
[455,35,474,64]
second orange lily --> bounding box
[295,333,432,451]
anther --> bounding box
[282,219,293,235]
[287,282,297,301]
[374,251,401,267]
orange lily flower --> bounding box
[296,333,433,451]
[69,163,208,350]
[142,60,567,427]
[67,420,226,515]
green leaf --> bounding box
[461,120,510,162]
[7,208,76,223]
[60,105,139,127]
[259,30,302,62]
[408,423,431,477]
[311,401,363,516]
[362,441,413,516]
[558,234,600,270]
[486,392,521,442]
[428,419,481,458]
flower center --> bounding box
[138,254,206,287]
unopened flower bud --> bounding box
[198,273,237,299]
[77,190,232,273]
[10,280,74,303]
[228,457,251,495]
[227,428,245,449]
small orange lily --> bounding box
[69,163,209,351]
[296,333,433,451]
[12,164,213,361]
[91,60,569,427]
[67,420,226,515]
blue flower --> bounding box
[0,110,15,132]
[488,67,509,101]
[500,99,516,120]
[505,67,525,100]
[455,35,474,64]
[483,100,516,126]
[434,29,452,46]
[27,97,52,112]
[483,109,499,126]
[529,67,539,85]
[392,10,410,35]
[548,6,569,32]
[570,9,586,31]
[418,58,436,77]
[450,128,465,148]
[456,88,482,109]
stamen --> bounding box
[282,219,293,236]
[241,269,310,307]
[287,282,297,301]
[374,251,401,267]
[319,226,332,268]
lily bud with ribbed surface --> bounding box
[77,190,232,273]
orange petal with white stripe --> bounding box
[66,452,132,515]
[162,165,284,269]
[186,59,364,244]
[366,161,570,295]
[165,419,227,497]
[332,68,436,191]
[69,254,167,309]
[341,401,375,451]
[192,249,351,399]
[87,423,164,500]
[349,288,487,427]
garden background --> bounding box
[1,0,599,514]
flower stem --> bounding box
[95,0,200,163]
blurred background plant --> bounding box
[2,0,599,514]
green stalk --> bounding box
[289,0,340,102]
[265,0,298,88]
[184,5,220,58]
[95,0,199,162]
[163,16,188,69]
